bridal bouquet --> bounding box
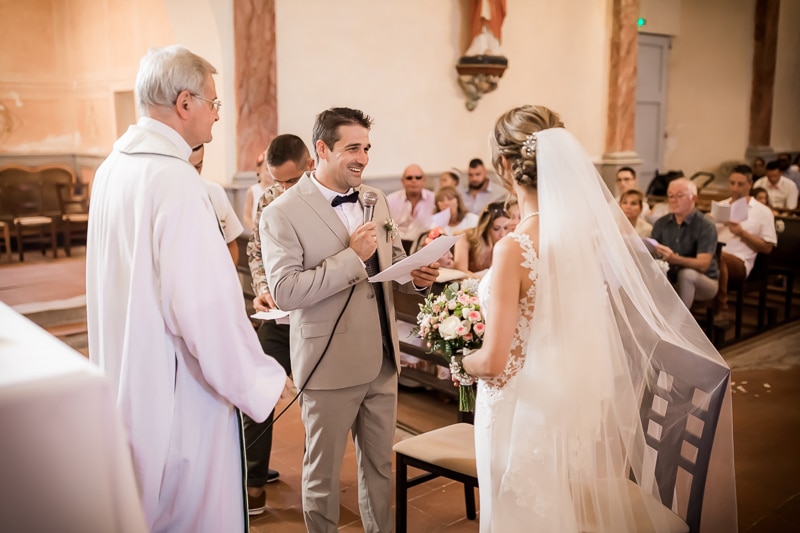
[413,280,484,412]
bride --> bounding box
[461,105,735,532]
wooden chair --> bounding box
[634,340,730,532]
[6,182,58,261]
[393,423,478,533]
[729,252,770,339]
[393,337,729,533]
[55,183,89,256]
[0,220,12,261]
[769,216,800,322]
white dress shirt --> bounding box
[753,176,799,210]
[716,196,777,275]
[310,173,363,233]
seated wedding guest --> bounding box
[85,45,287,532]
[504,196,521,232]
[434,186,479,235]
[244,150,273,232]
[421,226,459,268]
[751,186,780,216]
[387,163,436,248]
[712,165,776,324]
[752,156,767,180]
[777,152,800,189]
[463,158,507,214]
[615,166,651,219]
[439,169,461,189]
[452,202,510,277]
[190,144,243,263]
[651,178,719,307]
[752,186,770,206]
[619,189,652,238]
[245,133,313,515]
[754,160,798,210]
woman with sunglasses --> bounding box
[451,201,510,277]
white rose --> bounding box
[438,315,463,340]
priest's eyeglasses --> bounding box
[192,94,222,112]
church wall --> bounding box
[772,0,800,153]
[663,0,800,176]
[274,0,612,181]
[2,0,797,190]
[663,0,756,175]
[0,0,174,156]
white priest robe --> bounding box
[86,117,286,532]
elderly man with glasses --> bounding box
[85,45,288,532]
[651,178,720,308]
[386,163,436,250]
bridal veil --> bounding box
[500,127,736,532]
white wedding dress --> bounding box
[475,231,538,532]
[469,127,737,532]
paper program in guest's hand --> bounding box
[711,198,748,223]
[430,210,451,230]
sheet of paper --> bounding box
[729,197,749,222]
[711,198,748,223]
[430,210,451,230]
[643,237,659,253]
[368,234,462,284]
[250,308,290,321]
[436,267,468,283]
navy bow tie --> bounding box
[331,191,360,207]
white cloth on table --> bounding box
[0,302,148,533]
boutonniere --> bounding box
[384,218,398,242]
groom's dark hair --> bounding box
[312,107,373,161]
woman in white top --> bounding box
[434,186,479,235]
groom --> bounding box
[261,107,439,532]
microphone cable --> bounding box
[246,284,356,449]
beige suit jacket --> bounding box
[262,175,407,390]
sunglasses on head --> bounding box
[404,175,424,181]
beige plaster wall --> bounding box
[663,0,756,174]
[275,0,611,179]
[664,0,800,175]
[772,0,800,152]
[4,0,797,186]
[0,0,174,155]
[639,0,681,36]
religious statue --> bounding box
[457,0,508,110]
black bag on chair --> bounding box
[646,170,684,197]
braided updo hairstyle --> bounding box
[490,105,564,191]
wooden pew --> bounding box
[770,215,800,321]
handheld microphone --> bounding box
[363,191,378,224]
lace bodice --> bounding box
[477,232,538,395]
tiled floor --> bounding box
[2,247,799,532]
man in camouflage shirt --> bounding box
[244,134,314,515]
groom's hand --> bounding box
[350,222,378,261]
[411,262,440,288]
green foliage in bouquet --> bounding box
[412,280,484,411]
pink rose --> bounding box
[474,322,486,336]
